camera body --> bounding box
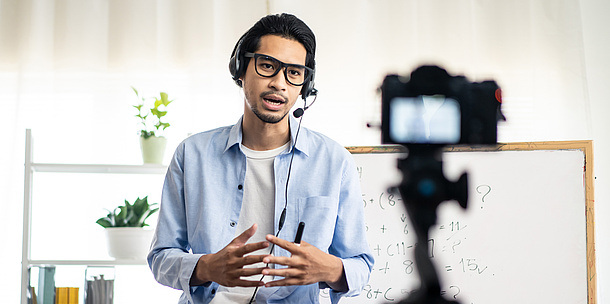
[381,65,504,145]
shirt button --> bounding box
[211,289,216,294]
[238,184,243,190]
[230,221,237,227]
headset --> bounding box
[229,36,318,101]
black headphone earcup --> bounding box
[229,38,244,86]
[301,69,316,99]
[229,54,238,80]
[301,81,312,99]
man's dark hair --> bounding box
[229,13,316,87]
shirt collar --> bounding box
[224,115,310,157]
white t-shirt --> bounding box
[210,142,290,304]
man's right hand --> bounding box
[189,223,271,287]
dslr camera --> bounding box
[381,65,505,146]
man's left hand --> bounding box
[261,234,348,292]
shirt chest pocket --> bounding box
[295,196,337,250]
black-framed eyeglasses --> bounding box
[244,52,313,86]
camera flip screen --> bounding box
[389,96,461,144]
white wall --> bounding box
[1,0,608,302]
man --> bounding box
[148,13,373,304]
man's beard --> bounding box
[246,90,291,124]
[251,106,289,124]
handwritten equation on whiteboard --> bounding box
[319,149,589,304]
[319,153,497,304]
[359,190,493,303]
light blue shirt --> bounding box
[148,115,374,304]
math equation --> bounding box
[320,155,497,304]
[325,148,591,304]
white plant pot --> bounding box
[104,227,154,260]
[139,136,167,164]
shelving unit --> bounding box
[20,129,168,303]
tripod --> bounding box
[394,145,468,304]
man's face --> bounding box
[241,35,307,124]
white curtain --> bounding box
[0,0,589,302]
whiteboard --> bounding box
[319,142,595,304]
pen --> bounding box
[294,222,305,245]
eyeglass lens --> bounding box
[254,55,308,86]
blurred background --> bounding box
[1,0,608,302]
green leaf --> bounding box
[141,131,155,139]
[96,218,112,228]
[133,198,147,216]
[134,196,147,207]
[154,98,162,109]
[115,206,126,220]
[160,92,170,105]
[143,207,159,223]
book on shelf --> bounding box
[85,267,114,304]
[28,286,37,304]
[55,287,79,304]
[37,266,55,304]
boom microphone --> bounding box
[293,107,305,118]
[293,88,318,118]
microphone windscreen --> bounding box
[293,108,304,118]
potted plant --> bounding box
[132,86,174,164]
[96,196,159,260]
